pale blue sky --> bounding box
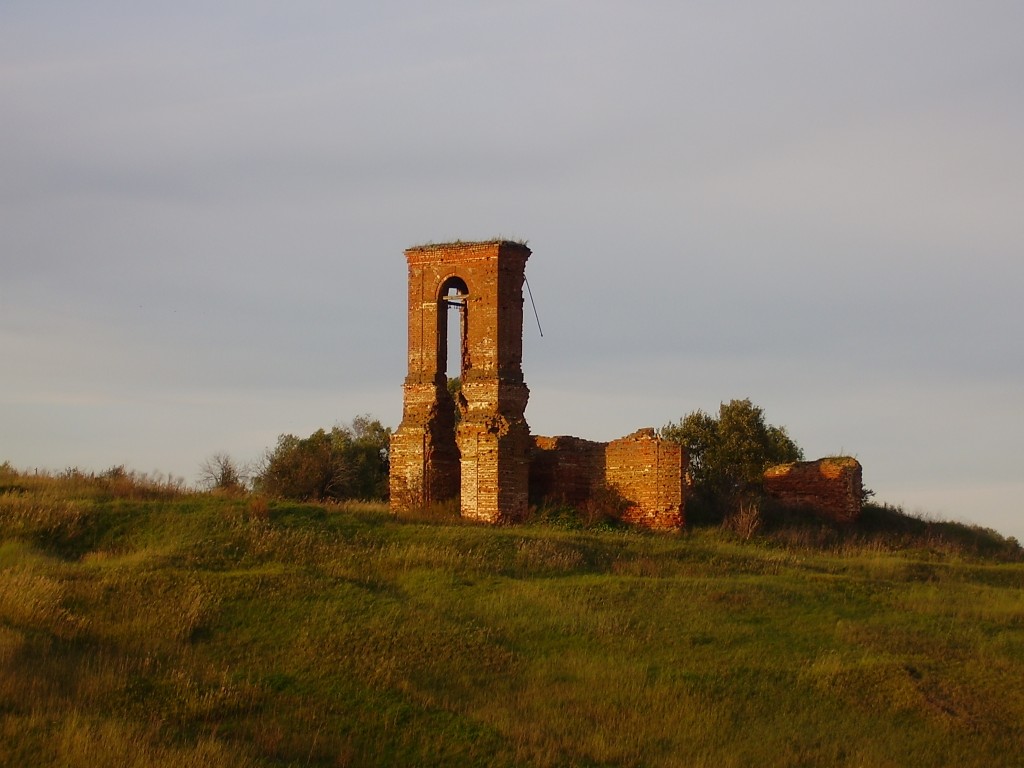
[2,1,1022,536]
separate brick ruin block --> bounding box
[762,457,864,523]
[390,238,859,531]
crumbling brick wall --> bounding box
[529,429,686,530]
[763,457,863,523]
[605,429,686,530]
[529,436,605,507]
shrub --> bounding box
[662,398,802,521]
[254,416,391,502]
[198,453,247,494]
[578,484,630,528]
[723,495,763,541]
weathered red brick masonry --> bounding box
[390,240,860,528]
[763,457,863,524]
[389,241,534,523]
[530,430,686,530]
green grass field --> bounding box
[2,466,1023,767]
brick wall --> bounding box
[762,457,863,523]
[605,429,686,530]
[529,435,606,506]
[529,429,686,530]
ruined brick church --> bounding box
[389,240,862,528]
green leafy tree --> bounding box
[347,415,392,499]
[255,416,392,502]
[661,399,802,518]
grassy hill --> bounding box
[2,465,1023,767]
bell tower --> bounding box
[389,240,532,523]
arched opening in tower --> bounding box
[438,276,470,428]
[438,276,470,380]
